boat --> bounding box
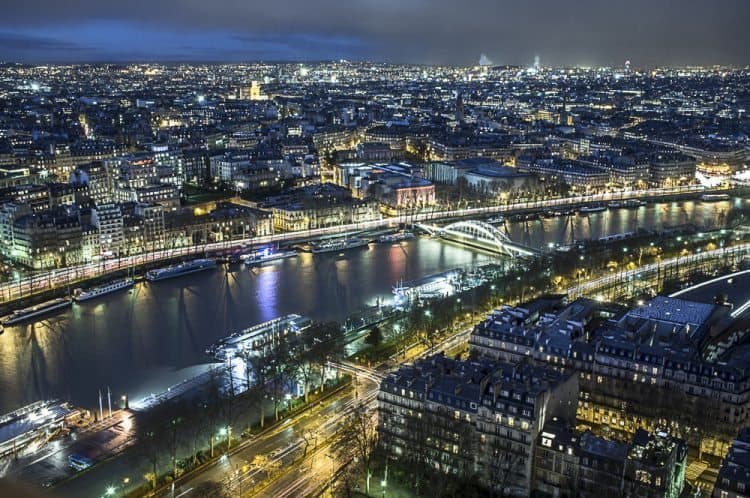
[578,205,607,213]
[511,213,539,222]
[244,249,297,266]
[701,193,730,202]
[146,258,216,282]
[207,314,312,359]
[0,400,77,457]
[622,199,646,208]
[598,231,635,243]
[2,297,72,326]
[608,199,646,209]
[392,269,462,306]
[73,278,134,302]
[311,237,369,254]
[487,215,505,224]
[378,231,415,243]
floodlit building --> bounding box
[378,354,579,497]
[533,419,687,498]
[470,295,740,460]
[714,428,750,498]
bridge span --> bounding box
[418,220,539,257]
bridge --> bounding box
[0,185,716,304]
[418,220,538,258]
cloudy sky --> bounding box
[0,0,747,66]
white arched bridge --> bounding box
[418,220,538,258]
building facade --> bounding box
[378,354,578,497]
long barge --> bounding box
[2,298,72,326]
[146,259,216,282]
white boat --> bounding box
[2,298,72,326]
[74,278,135,302]
[146,259,216,282]
[622,199,646,208]
[609,199,645,209]
[579,205,607,213]
[311,237,369,254]
[207,314,312,359]
[244,249,297,266]
[700,193,730,202]
[487,215,505,224]
[378,232,415,243]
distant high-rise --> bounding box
[455,92,465,123]
[559,93,569,125]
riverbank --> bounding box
[0,185,738,309]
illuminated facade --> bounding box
[378,355,578,497]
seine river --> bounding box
[0,198,741,413]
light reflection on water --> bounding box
[0,199,740,412]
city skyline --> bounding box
[0,5,749,494]
[0,0,748,66]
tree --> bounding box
[300,321,346,396]
[295,426,316,457]
[252,453,282,479]
[187,408,210,465]
[137,404,169,490]
[339,403,378,494]
[292,342,318,405]
[242,350,270,428]
[267,341,293,421]
[203,365,226,456]
[166,411,184,479]
[365,325,383,347]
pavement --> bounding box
[2,410,136,491]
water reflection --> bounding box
[0,199,740,412]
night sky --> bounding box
[0,0,747,66]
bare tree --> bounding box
[244,352,271,428]
[339,403,378,494]
[267,341,293,421]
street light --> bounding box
[105,486,116,496]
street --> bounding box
[167,368,380,498]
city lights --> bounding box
[0,4,746,497]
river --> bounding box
[0,198,742,413]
